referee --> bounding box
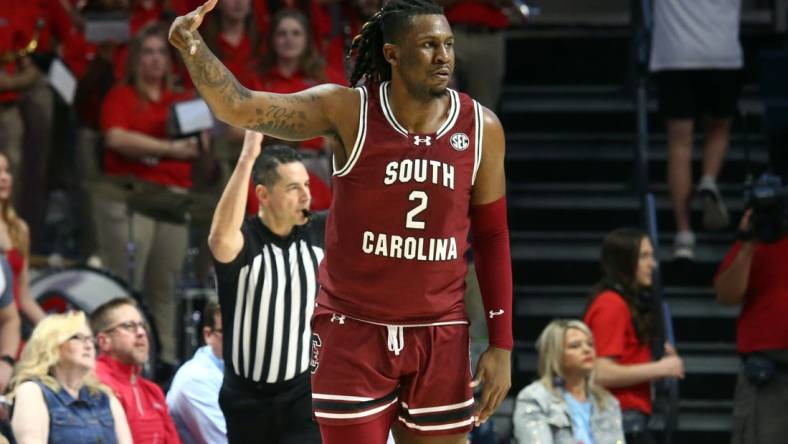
[208,130,324,443]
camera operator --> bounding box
[714,202,788,444]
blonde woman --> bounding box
[513,319,624,444]
[8,311,132,444]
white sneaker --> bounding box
[672,231,696,261]
[697,176,730,231]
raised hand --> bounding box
[168,0,218,55]
[240,130,264,162]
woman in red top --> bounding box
[583,228,685,444]
[0,153,46,329]
[258,10,345,185]
[96,23,199,370]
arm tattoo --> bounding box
[181,40,331,139]
[188,43,251,108]
[245,105,308,139]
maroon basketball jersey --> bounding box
[317,81,484,324]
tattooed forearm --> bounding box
[177,35,336,140]
[184,42,251,110]
[244,105,309,140]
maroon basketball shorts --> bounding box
[310,311,475,435]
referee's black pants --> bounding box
[219,371,322,444]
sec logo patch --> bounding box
[450,132,470,151]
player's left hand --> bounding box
[470,346,511,426]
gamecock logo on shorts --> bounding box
[450,132,470,151]
[310,333,322,374]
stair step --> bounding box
[516,295,739,319]
[501,84,764,115]
[516,284,717,298]
[515,351,739,374]
[511,239,732,264]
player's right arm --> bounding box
[169,0,355,145]
[208,130,262,263]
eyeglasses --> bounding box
[103,320,149,334]
[68,333,96,345]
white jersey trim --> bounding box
[327,309,469,328]
[380,82,408,136]
[436,89,460,139]
[472,100,484,186]
[380,82,459,138]
[333,86,368,177]
[397,416,476,431]
[314,398,399,419]
[401,398,475,414]
[312,393,375,402]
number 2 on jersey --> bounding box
[406,191,428,230]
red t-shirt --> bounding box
[716,238,788,354]
[96,355,182,444]
[0,4,27,103]
[444,0,508,29]
[15,0,74,55]
[252,0,331,55]
[584,290,653,415]
[100,84,194,188]
[217,33,262,90]
[258,66,345,151]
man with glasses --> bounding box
[167,300,227,444]
[90,297,182,444]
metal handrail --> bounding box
[629,1,679,443]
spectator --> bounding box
[96,23,201,371]
[650,0,744,259]
[320,0,381,79]
[0,254,20,394]
[252,0,332,56]
[714,210,788,444]
[584,228,685,444]
[16,0,77,255]
[513,319,624,444]
[436,0,507,112]
[0,152,46,327]
[90,297,182,444]
[166,300,227,444]
[203,0,263,95]
[0,4,42,233]
[258,9,345,184]
[201,0,265,195]
[8,311,133,444]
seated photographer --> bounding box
[96,22,207,375]
[714,206,788,444]
[512,319,624,444]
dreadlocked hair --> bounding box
[348,0,443,87]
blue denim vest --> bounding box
[36,381,117,444]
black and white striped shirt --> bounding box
[213,214,325,384]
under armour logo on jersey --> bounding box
[488,309,505,318]
[330,313,346,325]
[413,135,432,146]
[450,133,470,151]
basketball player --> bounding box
[169,0,513,442]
